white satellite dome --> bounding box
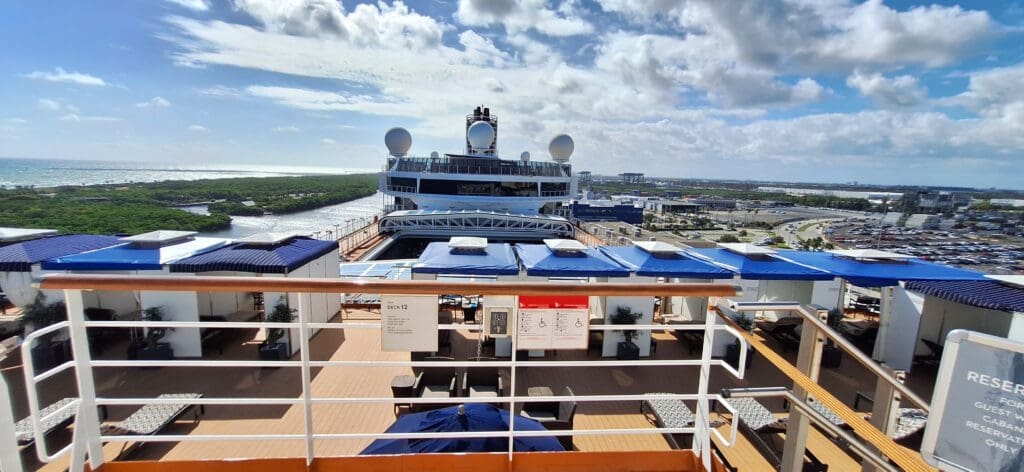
[430,151,439,158]
[467,121,495,152]
[549,134,574,162]
[520,151,530,162]
[384,127,412,157]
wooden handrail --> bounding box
[38,274,740,297]
[716,312,935,472]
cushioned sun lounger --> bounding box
[14,397,77,445]
[101,393,204,436]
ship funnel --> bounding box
[520,151,530,162]
[384,127,412,157]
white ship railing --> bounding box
[6,278,744,472]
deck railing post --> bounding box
[297,294,315,466]
[862,365,901,472]
[0,349,24,472]
[507,318,518,464]
[65,289,105,470]
[780,306,826,472]
[694,301,717,471]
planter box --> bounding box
[259,342,289,362]
[822,345,843,369]
[137,342,174,361]
[725,343,754,369]
[617,341,640,360]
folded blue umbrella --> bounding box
[360,403,564,454]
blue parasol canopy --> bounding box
[413,242,520,276]
[600,245,734,279]
[777,250,987,287]
[514,243,630,278]
[360,403,564,455]
[687,247,833,281]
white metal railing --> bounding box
[8,280,748,472]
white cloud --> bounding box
[196,85,243,97]
[846,70,927,108]
[457,0,593,36]
[134,96,172,108]
[5,118,27,124]
[320,137,336,144]
[37,99,62,111]
[166,0,210,11]
[59,113,121,122]
[232,0,446,49]
[273,125,301,132]
[187,124,209,132]
[23,67,107,86]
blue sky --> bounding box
[1,0,1023,188]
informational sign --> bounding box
[380,295,438,352]
[516,296,589,350]
[484,306,511,338]
[921,330,1024,471]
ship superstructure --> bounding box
[378,106,578,239]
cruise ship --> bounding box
[373,106,577,256]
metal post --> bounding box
[862,365,901,472]
[0,348,24,472]
[780,307,826,472]
[694,301,717,471]
[65,289,105,470]
[507,314,518,464]
[297,295,315,465]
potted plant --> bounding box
[822,309,844,369]
[610,306,641,360]
[725,314,755,369]
[19,293,69,374]
[128,306,174,361]
[259,297,295,362]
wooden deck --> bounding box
[1,309,937,471]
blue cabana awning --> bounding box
[413,243,519,276]
[778,250,988,287]
[599,246,734,279]
[42,237,230,271]
[514,244,630,278]
[0,235,122,272]
[687,248,833,281]
[905,280,1024,313]
[169,237,338,274]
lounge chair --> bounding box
[641,394,736,471]
[754,317,803,352]
[413,358,457,412]
[100,393,204,459]
[461,356,504,400]
[521,386,577,450]
[14,397,77,446]
[914,338,943,366]
[719,396,828,472]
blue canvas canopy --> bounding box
[413,242,520,276]
[904,280,1024,313]
[687,248,833,281]
[42,237,230,271]
[169,237,338,274]
[360,404,563,454]
[514,244,630,278]
[778,250,987,287]
[0,235,122,272]
[599,246,734,279]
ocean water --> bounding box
[0,158,384,239]
[0,157,375,189]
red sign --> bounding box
[518,295,589,309]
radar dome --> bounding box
[384,127,412,156]
[520,151,530,162]
[467,121,495,152]
[430,151,439,158]
[549,134,574,162]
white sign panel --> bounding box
[381,295,438,352]
[516,296,589,350]
[922,330,1024,471]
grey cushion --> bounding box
[421,385,451,397]
[522,410,557,423]
[469,386,498,397]
[101,393,202,436]
[15,397,76,444]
